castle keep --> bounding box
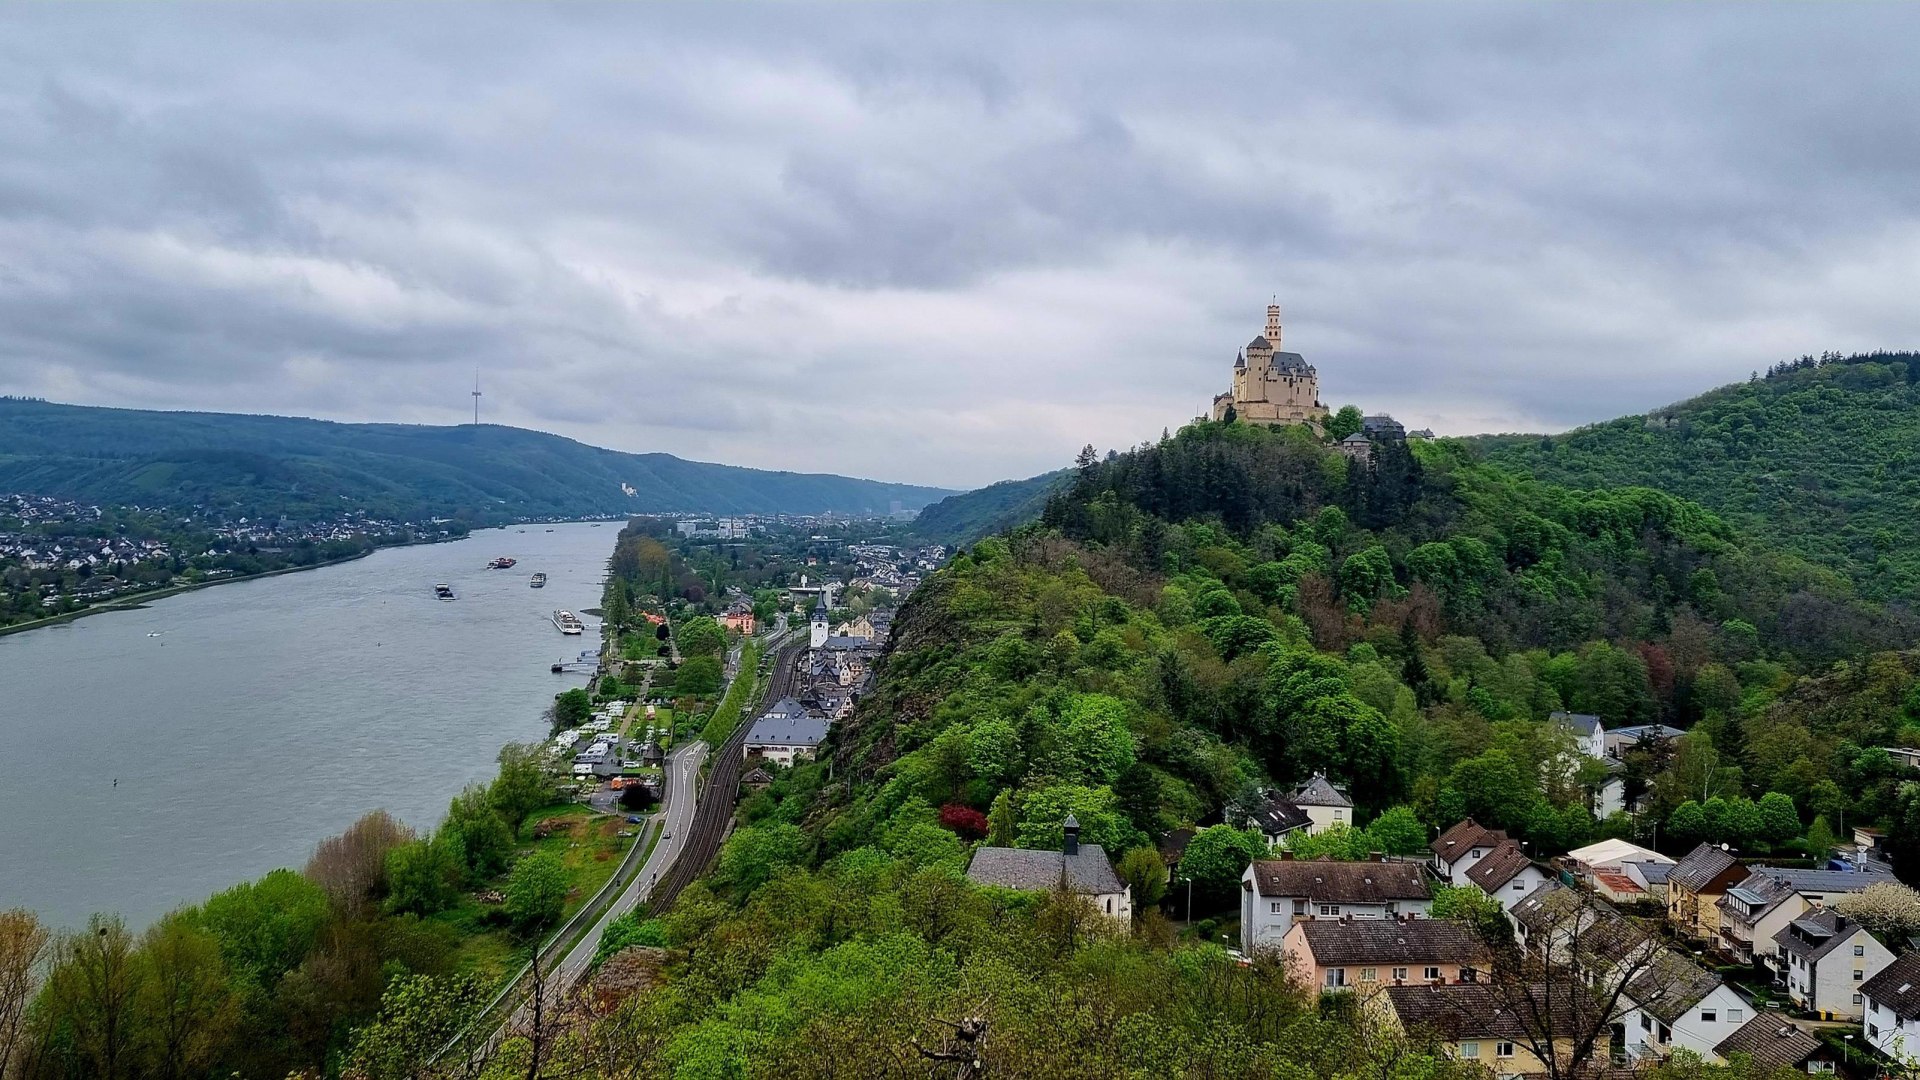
[1211,302,1329,434]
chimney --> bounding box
[1280,850,1296,861]
[1062,813,1080,857]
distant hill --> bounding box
[0,398,955,522]
[1472,351,1920,603]
[906,468,1067,546]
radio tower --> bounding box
[470,371,482,426]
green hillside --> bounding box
[1473,351,1920,603]
[905,468,1066,545]
[0,398,954,521]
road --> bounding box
[522,738,707,1014]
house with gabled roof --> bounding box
[1775,909,1895,1021]
[1862,950,1920,1066]
[1666,843,1746,944]
[1621,947,1753,1062]
[1717,865,1893,969]
[1240,855,1433,952]
[1465,842,1550,911]
[1290,772,1353,834]
[964,815,1131,921]
[1430,818,1510,882]
[1282,918,1486,992]
[1232,789,1311,847]
[1712,1016,1842,1075]
[1382,982,1603,1077]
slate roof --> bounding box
[1466,843,1535,891]
[1242,791,1311,836]
[1247,858,1431,903]
[761,696,809,719]
[1509,883,1650,962]
[1773,908,1859,965]
[966,844,1126,896]
[1387,982,1601,1041]
[1271,351,1312,372]
[744,714,830,748]
[1626,861,1672,886]
[1721,866,1892,923]
[1669,843,1741,893]
[1249,335,1272,350]
[1295,919,1486,967]
[1431,818,1509,861]
[1291,773,1353,808]
[1550,710,1603,736]
[1713,1017,1826,1071]
[1860,951,1920,1020]
[1627,949,1727,1024]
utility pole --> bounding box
[471,370,482,426]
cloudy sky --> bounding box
[2,4,1917,489]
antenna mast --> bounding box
[471,371,481,426]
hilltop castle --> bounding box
[1211,302,1329,434]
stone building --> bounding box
[1211,302,1330,433]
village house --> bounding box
[719,598,756,635]
[1240,856,1433,952]
[1382,982,1594,1079]
[1666,843,1747,944]
[1621,948,1754,1062]
[1232,789,1311,847]
[1717,865,1892,969]
[1465,842,1551,912]
[1430,819,1511,883]
[1282,918,1486,993]
[1711,1016,1843,1076]
[1774,909,1896,1021]
[1289,772,1354,834]
[1552,711,1627,817]
[742,713,829,766]
[1862,951,1920,1066]
[964,815,1131,920]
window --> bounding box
[1513,880,1527,891]
[1641,1015,1653,1032]
[1853,993,1863,1006]
[1325,968,1349,988]
[1808,1063,1834,1075]
[1392,967,1408,981]
[1855,970,1866,982]
[1700,1010,1716,1023]
[1319,904,1341,917]
[1334,809,1345,821]
[1728,1008,1744,1023]
[1362,968,1378,981]
[1471,848,1484,858]
[1658,1023,1672,1044]
[1294,899,1307,915]
[1854,945,1866,957]
[1461,967,1480,983]
[1272,902,1285,914]
[1458,1042,1480,1059]
[1425,966,1442,981]
[1496,1042,1516,1059]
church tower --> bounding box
[810,599,830,649]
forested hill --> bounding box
[905,468,1067,545]
[0,398,953,521]
[1473,351,1920,604]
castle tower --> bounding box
[1265,301,1282,348]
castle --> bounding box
[1211,302,1329,434]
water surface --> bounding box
[0,523,612,931]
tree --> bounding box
[134,914,237,1080]
[1668,800,1708,848]
[675,616,727,659]
[1036,694,1136,787]
[1439,750,1537,833]
[1115,847,1168,920]
[1326,405,1364,441]
[195,869,330,991]
[303,810,412,911]
[0,909,50,1079]
[1178,825,1266,901]
[938,804,989,840]
[1282,823,1374,861]
[384,838,462,917]
[504,852,569,931]
[1756,792,1801,850]
[1014,785,1143,854]
[42,915,142,1080]
[552,687,592,730]
[675,654,723,696]
[1831,881,1920,939]
[717,823,808,892]
[1430,883,1510,945]
[1365,806,1428,855]
[440,785,514,881]
[987,789,1017,848]
[1805,815,1838,863]
[343,974,485,1080]
[489,742,558,838]
[966,715,1023,786]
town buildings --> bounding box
[1240,856,1433,951]
[1666,843,1747,944]
[1717,865,1892,969]
[1430,819,1512,883]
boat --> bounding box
[551,610,585,635]
[530,573,548,588]
[488,557,518,569]
[434,583,456,601]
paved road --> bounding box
[525,738,708,1010]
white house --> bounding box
[1862,951,1920,1067]
[1430,819,1510,882]
[1622,949,1755,1063]
[1464,841,1551,912]
[1775,909,1896,1021]
[1234,790,1312,848]
[1290,773,1353,834]
[1717,866,1893,970]
[742,713,830,766]
[1240,856,1433,952]
[1552,711,1607,760]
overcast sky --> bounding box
[2,4,1917,489]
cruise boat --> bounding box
[529,573,548,589]
[551,610,584,635]
[488,556,518,569]
[434,583,456,601]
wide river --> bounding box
[0,522,614,932]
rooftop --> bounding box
[744,714,830,748]
[1550,710,1603,736]
[1861,951,1920,1020]
[1773,908,1860,964]
[1712,1016,1826,1072]
[966,844,1125,896]
[1387,982,1600,1041]
[1291,773,1353,808]
[1295,918,1486,967]
[1247,858,1431,904]
[1626,948,1728,1024]
[1669,843,1741,892]
[1466,843,1535,891]
[1431,818,1508,861]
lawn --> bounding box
[436,804,639,988]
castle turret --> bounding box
[1265,301,1282,348]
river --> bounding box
[0,522,615,932]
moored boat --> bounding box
[551,610,584,635]
[434,583,456,601]
[488,557,518,569]
[530,573,548,588]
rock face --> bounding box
[588,946,668,1014]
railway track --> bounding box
[644,641,803,914]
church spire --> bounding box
[1265,299,1282,348]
